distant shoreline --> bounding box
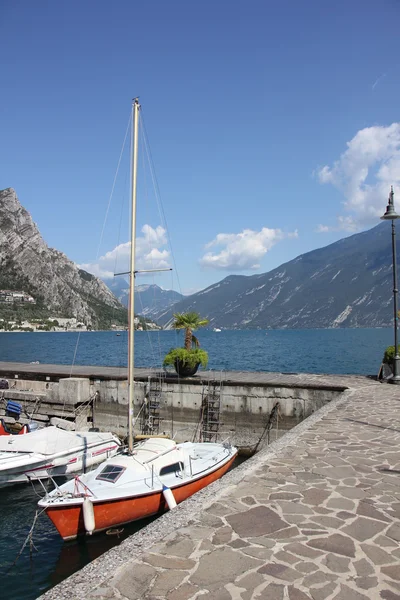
[0,329,120,333]
[0,328,162,333]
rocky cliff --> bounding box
[104,279,184,317]
[134,284,183,318]
[155,221,398,329]
[0,188,126,327]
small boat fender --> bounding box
[82,497,95,535]
[162,485,177,510]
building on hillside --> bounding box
[0,290,36,304]
[49,317,77,328]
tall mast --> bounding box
[128,98,140,453]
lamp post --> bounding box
[381,186,400,384]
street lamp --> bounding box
[381,186,400,384]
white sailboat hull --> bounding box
[39,438,238,539]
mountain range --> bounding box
[0,188,127,328]
[105,279,183,318]
[153,222,398,329]
[1,187,398,331]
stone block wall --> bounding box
[0,373,344,446]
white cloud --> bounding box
[315,224,331,233]
[79,225,170,279]
[316,216,358,234]
[316,123,400,231]
[199,227,298,271]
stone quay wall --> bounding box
[92,378,343,446]
[0,362,347,446]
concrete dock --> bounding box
[0,361,350,445]
[39,374,400,600]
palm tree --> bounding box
[172,312,209,350]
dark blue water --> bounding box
[0,327,393,375]
[0,328,394,599]
[0,480,156,600]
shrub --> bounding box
[383,345,400,364]
[163,347,208,369]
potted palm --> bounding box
[163,312,209,376]
[379,310,400,380]
[381,344,400,375]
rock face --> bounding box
[104,281,183,317]
[0,188,125,327]
[134,284,184,318]
[155,222,398,329]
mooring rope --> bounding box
[8,508,45,571]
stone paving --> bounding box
[40,378,400,600]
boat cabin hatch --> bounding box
[96,464,126,483]
[159,461,184,476]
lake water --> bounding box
[0,327,394,599]
[0,480,156,600]
[0,327,394,376]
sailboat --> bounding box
[38,99,237,540]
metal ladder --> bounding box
[199,376,222,443]
[139,375,164,436]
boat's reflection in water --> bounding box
[50,455,247,587]
[50,453,246,587]
[1,452,246,600]
[50,514,156,589]
[0,477,155,600]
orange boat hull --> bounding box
[45,454,237,540]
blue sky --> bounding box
[1,0,400,295]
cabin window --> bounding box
[96,464,125,483]
[159,461,184,476]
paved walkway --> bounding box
[41,378,400,600]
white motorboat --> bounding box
[0,426,120,486]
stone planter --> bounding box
[174,360,200,377]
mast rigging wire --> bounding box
[140,110,184,300]
[68,112,132,382]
